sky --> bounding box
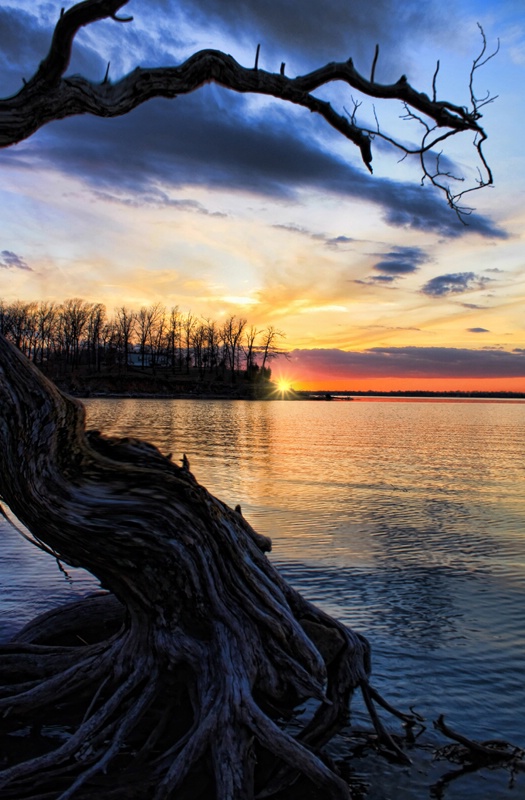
[0,0,524,392]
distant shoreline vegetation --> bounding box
[0,297,288,398]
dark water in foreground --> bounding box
[1,397,524,798]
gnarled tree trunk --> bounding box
[0,335,412,799]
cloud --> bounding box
[467,327,489,333]
[373,245,429,276]
[0,250,32,271]
[374,260,419,275]
[0,6,106,98]
[355,274,397,285]
[421,272,490,298]
[11,90,505,241]
[92,188,226,216]
[326,235,355,248]
[176,0,460,74]
[289,346,525,379]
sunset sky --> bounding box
[1,0,524,391]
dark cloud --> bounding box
[373,245,429,276]
[290,346,525,379]
[374,260,418,275]
[0,250,31,271]
[0,8,51,97]
[0,6,106,98]
[175,0,454,75]
[467,327,489,333]
[326,235,355,247]
[421,272,491,298]
[8,88,505,240]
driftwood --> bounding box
[0,335,417,798]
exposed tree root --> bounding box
[0,334,418,798]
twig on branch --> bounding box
[432,60,440,102]
[370,44,380,83]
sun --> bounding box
[275,378,294,396]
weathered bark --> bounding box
[0,335,414,798]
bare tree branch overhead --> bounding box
[0,0,496,218]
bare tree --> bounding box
[202,316,220,376]
[221,314,247,383]
[0,3,499,799]
[114,305,136,371]
[190,320,207,377]
[182,311,196,374]
[35,301,58,367]
[86,302,106,371]
[165,305,181,372]
[148,304,167,370]
[59,297,92,368]
[136,303,164,369]
[259,325,288,373]
[242,324,260,375]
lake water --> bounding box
[1,397,524,799]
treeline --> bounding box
[0,298,287,382]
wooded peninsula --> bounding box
[0,297,286,397]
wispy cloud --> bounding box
[354,274,397,286]
[92,188,226,216]
[0,250,32,271]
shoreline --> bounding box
[73,390,525,401]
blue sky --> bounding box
[0,0,524,389]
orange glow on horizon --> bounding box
[289,376,525,394]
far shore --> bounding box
[73,388,525,401]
